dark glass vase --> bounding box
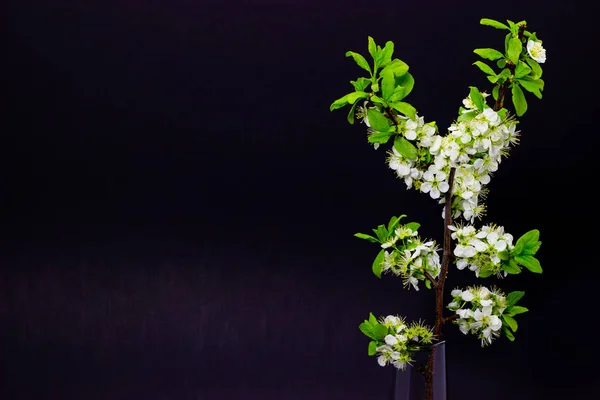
[392,341,446,400]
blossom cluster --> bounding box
[450,224,515,278]
[447,286,507,346]
[375,315,434,370]
[380,225,441,291]
[363,94,520,223]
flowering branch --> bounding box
[330,16,547,400]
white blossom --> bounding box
[527,40,546,63]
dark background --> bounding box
[2,0,599,399]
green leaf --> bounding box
[511,84,527,116]
[368,340,378,356]
[469,86,485,111]
[478,268,494,278]
[381,69,396,101]
[498,250,510,261]
[487,75,499,84]
[497,58,507,69]
[473,61,496,76]
[507,306,529,315]
[404,222,421,232]
[367,131,394,144]
[513,230,540,255]
[502,259,521,275]
[393,137,418,161]
[514,61,532,78]
[492,85,499,101]
[473,48,504,61]
[503,325,515,341]
[507,38,522,64]
[519,78,544,99]
[522,241,542,256]
[367,108,391,131]
[346,51,372,74]
[378,41,394,66]
[330,94,349,111]
[368,36,378,61]
[359,322,375,339]
[457,110,478,122]
[390,101,417,120]
[347,91,369,104]
[374,225,388,241]
[381,59,409,77]
[372,249,385,278]
[388,214,406,233]
[425,279,431,289]
[347,101,358,124]
[480,18,509,30]
[388,87,407,102]
[525,58,543,79]
[507,291,525,306]
[502,315,518,332]
[372,323,388,340]
[386,74,414,103]
[350,77,371,92]
[354,232,380,243]
[370,95,387,106]
[369,312,378,325]
[514,255,542,273]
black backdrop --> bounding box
[3,1,600,399]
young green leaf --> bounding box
[480,18,509,30]
[354,232,380,243]
[457,110,478,122]
[473,48,504,61]
[372,249,385,278]
[369,312,378,325]
[473,61,497,76]
[368,36,378,61]
[513,229,540,255]
[346,51,372,74]
[514,61,532,78]
[367,108,391,131]
[394,137,419,160]
[381,59,409,78]
[367,131,394,144]
[492,85,499,100]
[372,323,389,340]
[359,322,376,339]
[469,86,485,111]
[507,38,523,64]
[330,94,350,111]
[368,340,378,356]
[388,214,407,233]
[347,101,358,124]
[395,72,414,97]
[347,91,369,104]
[521,241,542,256]
[378,41,395,66]
[502,259,521,275]
[503,325,516,341]
[381,69,396,101]
[404,222,421,232]
[478,268,494,278]
[514,255,542,273]
[519,78,544,99]
[502,315,519,332]
[511,84,528,116]
[390,101,417,120]
[507,291,525,306]
[525,57,543,79]
[506,305,529,315]
[350,77,371,92]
